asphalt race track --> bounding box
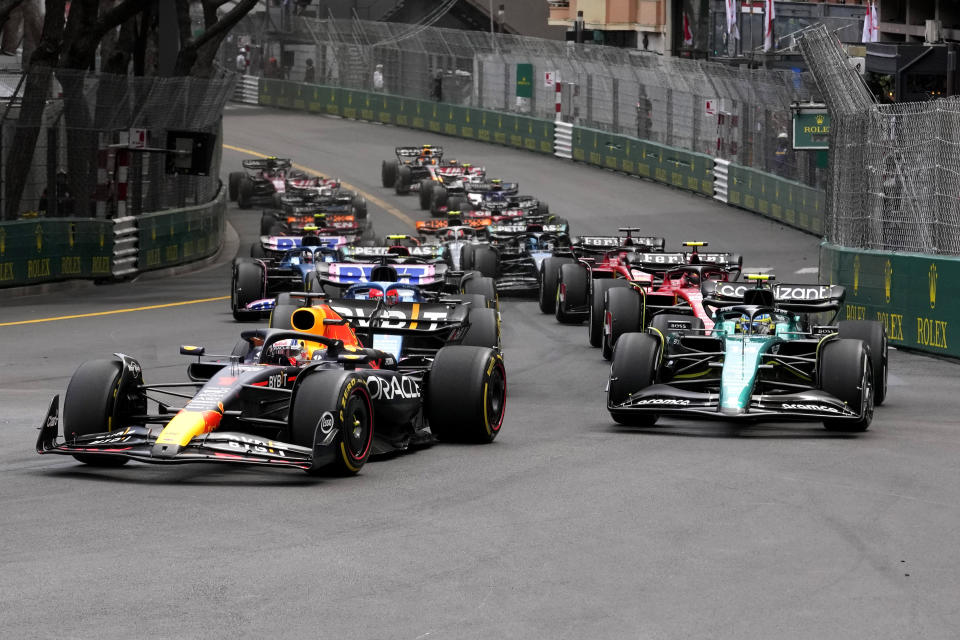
[2,106,959,639]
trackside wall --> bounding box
[820,243,958,358]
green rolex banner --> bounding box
[516,63,533,99]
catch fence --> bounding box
[250,18,825,188]
[798,24,960,255]
[0,69,236,220]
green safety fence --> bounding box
[259,79,555,155]
[0,218,114,287]
[727,164,825,236]
[138,190,226,272]
[820,243,957,358]
[569,127,715,197]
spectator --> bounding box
[372,63,384,92]
[0,0,43,66]
[235,48,248,74]
[265,57,281,79]
[773,131,791,177]
[304,58,315,83]
[430,69,442,102]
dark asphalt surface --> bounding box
[1,106,958,639]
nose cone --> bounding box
[153,409,222,457]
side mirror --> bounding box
[180,345,206,356]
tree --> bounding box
[2,0,259,220]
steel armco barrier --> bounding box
[111,216,138,277]
[713,158,730,204]
[554,122,573,160]
[233,75,259,105]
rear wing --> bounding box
[573,235,665,252]
[416,218,492,233]
[340,245,444,259]
[631,251,741,270]
[396,146,443,159]
[702,281,846,313]
[488,223,568,235]
[242,158,291,170]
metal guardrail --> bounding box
[111,216,138,277]
[713,158,730,204]
[553,121,573,160]
[233,75,260,105]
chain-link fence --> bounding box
[797,24,960,255]
[1,69,236,220]
[250,18,825,188]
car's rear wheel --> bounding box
[838,320,887,405]
[608,333,660,426]
[538,256,572,315]
[419,180,434,209]
[291,372,373,475]
[820,338,874,432]
[471,246,497,279]
[537,201,550,216]
[602,286,642,360]
[556,262,589,323]
[430,185,449,216]
[427,347,505,443]
[63,359,142,466]
[462,274,497,308]
[232,260,264,321]
[352,195,368,220]
[381,160,398,188]
[260,212,278,236]
[250,242,266,259]
[461,307,500,349]
[228,172,243,201]
[589,279,629,347]
[237,176,253,209]
[395,165,412,194]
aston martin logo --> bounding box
[929,263,937,309]
[884,259,893,303]
[852,255,860,296]
[816,114,824,125]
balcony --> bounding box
[548,0,571,23]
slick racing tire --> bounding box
[237,175,253,209]
[471,246,497,279]
[602,287,642,360]
[589,279,629,348]
[352,195,368,220]
[381,159,398,188]
[538,256,572,315]
[419,180,434,209]
[462,275,497,309]
[250,242,266,259]
[460,244,476,271]
[461,307,500,349]
[427,346,506,443]
[838,320,887,405]
[232,260,264,321]
[430,185,449,216]
[649,314,705,339]
[457,293,488,311]
[291,372,373,475]
[608,333,660,427]
[556,262,589,324]
[819,338,874,432]
[395,165,412,194]
[536,201,550,216]
[63,359,143,466]
[267,223,286,236]
[228,172,243,201]
[260,212,279,236]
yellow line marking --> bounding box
[223,144,416,228]
[0,296,229,327]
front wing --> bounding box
[608,385,864,422]
[36,396,338,471]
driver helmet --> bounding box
[736,313,776,335]
[490,178,503,190]
[266,339,305,366]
